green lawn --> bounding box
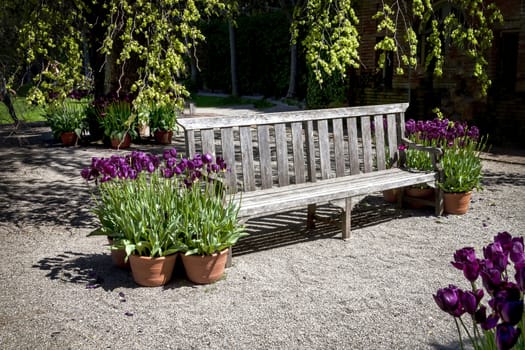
[0,97,45,124]
[189,94,274,109]
[0,93,276,125]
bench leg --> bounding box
[307,204,316,229]
[342,197,352,240]
[226,246,233,268]
[435,187,444,216]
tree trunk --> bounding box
[0,76,19,125]
[286,43,298,98]
[228,20,239,97]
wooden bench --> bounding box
[177,103,444,242]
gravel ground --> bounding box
[0,120,524,350]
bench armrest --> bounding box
[399,137,443,172]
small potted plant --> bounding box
[45,100,87,146]
[438,135,487,214]
[82,150,182,286]
[98,100,137,149]
[169,153,247,284]
[149,103,178,144]
[81,148,247,286]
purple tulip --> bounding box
[461,289,484,315]
[433,285,464,317]
[510,237,525,264]
[494,232,513,251]
[163,168,173,178]
[515,263,525,292]
[81,168,91,180]
[202,153,213,164]
[496,323,521,350]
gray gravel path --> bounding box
[0,116,524,349]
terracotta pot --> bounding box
[110,133,132,149]
[129,254,177,287]
[405,187,435,209]
[382,188,401,203]
[107,238,130,269]
[181,249,229,285]
[60,131,78,146]
[154,130,173,145]
[444,191,472,215]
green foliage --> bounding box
[99,101,137,141]
[148,103,178,132]
[439,136,487,193]
[292,0,360,85]
[44,100,88,138]
[306,69,347,109]
[0,97,45,125]
[93,172,182,258]
[177,183,247,256]
[190,94,274,109]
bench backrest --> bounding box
[177,103,409,193]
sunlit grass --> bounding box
[0,97,45,124]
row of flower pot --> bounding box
[383,187,472,215]
[109,240,229,286]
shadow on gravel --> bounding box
[233,196,428,257]
[32,251,137,291]
[482,169,525,187]
[429,341,465,350]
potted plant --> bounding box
[438,135,487,214]
[81,148,247,286]
[161,152,248,284]
[45,100,87,146]
[82,150,181,286]
[98,100,137,149]
[149,103,178,144]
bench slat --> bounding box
[333,118,345,176]
[201,129,216,156]
[240,126,256,191]
[177,103,410,129]
[318,119,331,179]
[361,116,373,173]
[347,118,360,175]
[275,123,289,186]
[235,169,437,217]
[387,114,398,165]
[291,122,306,183]
[374,115,386,170]
[305,120,316,182]
[220,127,237,190]
[257,125,273,189]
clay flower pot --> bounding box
[154,130,173,145]
[110,133,132,149]
[444,191,472,215]
[107,238,130,269]
[60,131,78,146]
[129,254,177,287]
[382,188,401,203]
[405,186,435,209]
[181,249,229,285]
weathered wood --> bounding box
[177,102,443,248]
[274,123,289,186]
[333,118,345,177]
[257,125,273,189]
[239,126,255,191]
[291,122,306,184]
[347,118,360,175]
[220,127,237,190]
[201,129,216,156]
[361,116,373,173]
[374,115,386,171]
[318,119,331,179]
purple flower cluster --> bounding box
[405,118,480,147]
[81,148,227,187]
[434,232,525,350]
